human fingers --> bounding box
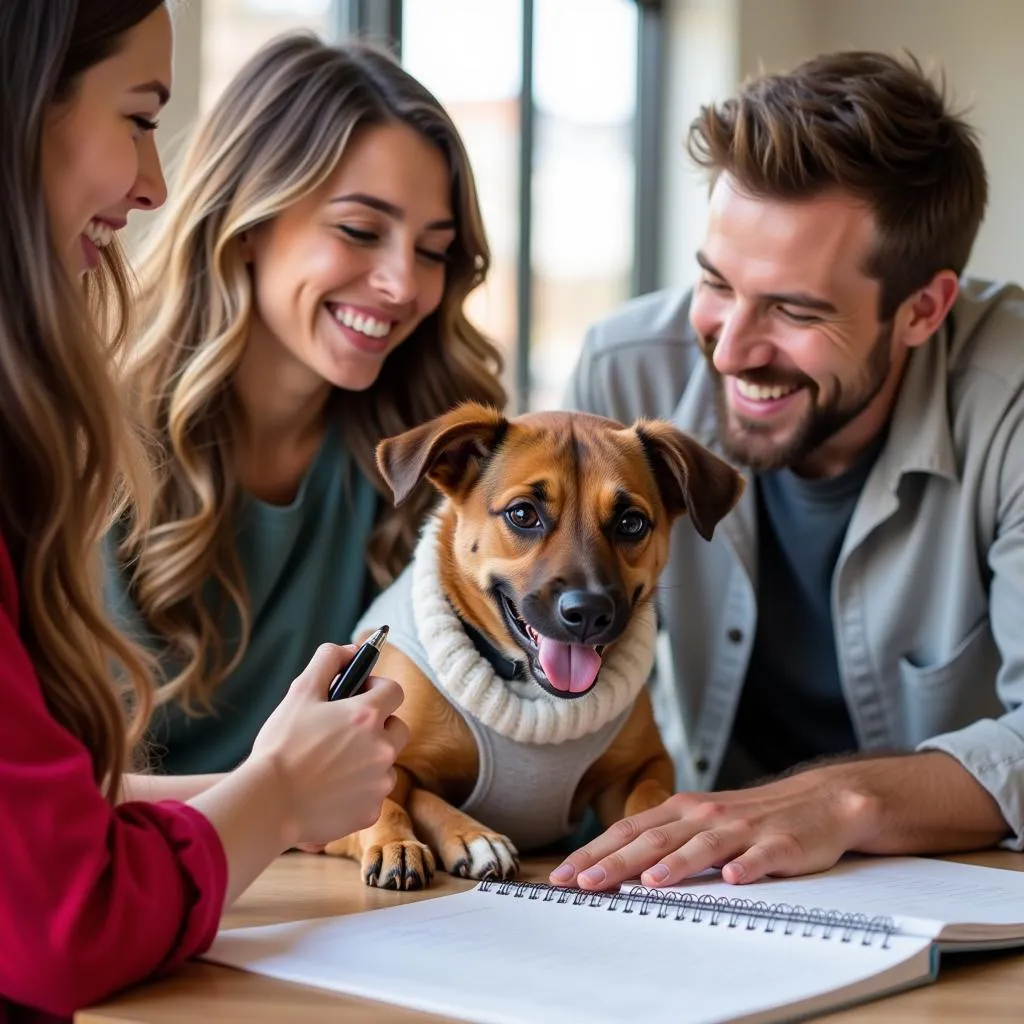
[359,674,405,716]
[718,832,840,885]
[292,643,357,697]
[637,823,752,887]
[548,795,692,887]
[571,817,719,891]
[383,713,410,755]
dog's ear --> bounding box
[376,402,508,506]
[635,420,745,540]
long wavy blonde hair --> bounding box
[0,0,163,799]
[118,34,505,713]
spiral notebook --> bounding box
[204,855,1024,1024]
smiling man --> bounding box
[555,51,1024,892]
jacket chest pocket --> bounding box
[897,618,1003,743]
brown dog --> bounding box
[325,403,743,889]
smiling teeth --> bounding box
[505,598,538,644]
[331,305,392,339]
[735,379,799,401]
[84,219,114,248]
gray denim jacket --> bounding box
[565,278,1024,847]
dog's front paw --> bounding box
[360,839,436,890]
[439,831,519,881]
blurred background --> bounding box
[162,0,1024,412]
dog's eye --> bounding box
[505,503,541,530]
[617,510,650,538]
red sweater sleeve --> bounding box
[0,536,227,1018]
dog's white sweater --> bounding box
[353,513,659,851]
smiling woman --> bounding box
[0,2,214,1016]
[1,9,413,1018]
[8,0,169,802]
[41,3,170,279]
[105,34,506,777]
[240,121,456,395]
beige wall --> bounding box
[808,0,1024,284]
[164,0,203,161]
[659,0,1024,290]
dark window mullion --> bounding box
[332,0,403,55]
[515,0,536,413]
[633,0,664,296]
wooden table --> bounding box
[78,850,1024,1023]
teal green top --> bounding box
[104,422,379,774]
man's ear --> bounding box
[900,269,960,349]
[376,402,508,506]
[635,419,745,540]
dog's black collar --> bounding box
[459,617,526,681]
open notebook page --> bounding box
[205,884,935,1024]
[632,855,1024,945]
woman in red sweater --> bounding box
[0,3,409,1020]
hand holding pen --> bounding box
[328,625,389,701]
[247,631,408,851]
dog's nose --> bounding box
[557,590,616,644]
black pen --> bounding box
[327,625,389,701]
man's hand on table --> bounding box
[550,751,1011,890]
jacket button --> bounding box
[695,756,710,773]
[727,627,743,643]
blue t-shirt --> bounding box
[724,440,883,785]
[105,422,379,774]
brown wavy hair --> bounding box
[118,34,505,713]
[0,0,163,799]
[688,50,988,319]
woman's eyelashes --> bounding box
[336,224,451,264]
[129,114,159,135]
[417,246,450,265]
[337,225,376,243]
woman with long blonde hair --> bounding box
[2,5,406,1016]
[109,34,505,774]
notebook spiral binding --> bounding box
[478,879,898,949]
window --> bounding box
[530,0,638,411]
[201,0,333,113]
[402,0,523,402]
[403,0,657,411]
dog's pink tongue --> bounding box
[537,637,602,693]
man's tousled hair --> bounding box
[688,50,988,319]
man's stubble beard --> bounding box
[705,319,895,472]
